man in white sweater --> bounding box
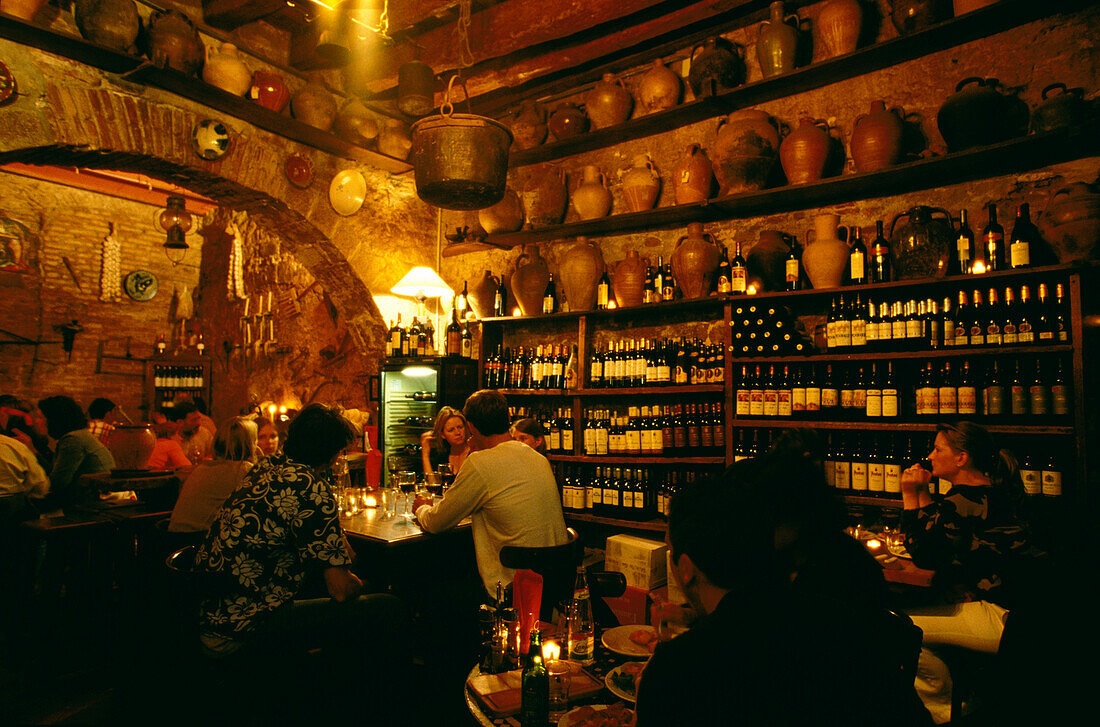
[415,389,569,597]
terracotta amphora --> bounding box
[510,246,551,316]
[671,223,720,299]
[816,0,862,58]
[144,8,204,77]
[559,237,605,312]
[757,1,800,79]
[572,165,612,220]
[621,155,661,213]
[74,0,141,53]
[291,73,338,131]
[512,102,548,149]
[522,165,568,228]
[585,73,633,130]
[479,188,525,235]
[780,117,832,185]
[851,101,903,172]
[638,59,682,114]
[469,269,501,319]
[688,37,745,98]
[611,250,648,308]
[747,230,796,292]
[713,109,780,195]
[107,424,156,470]
[673,144,715,204]
[203,42,252,96]
[802,213,849,288]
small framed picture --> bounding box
[368,375,381,402]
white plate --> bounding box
[604,661,646,702]
[601,624,657,658]
[328,169,366,216]
[558,704,634,727]
[888,543,912,559]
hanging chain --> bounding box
[452,0,475,68]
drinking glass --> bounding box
[437,463,454,492]
[397,471,417,523]
[547,661,572,720]
[425,472,443,498]
[382,487,399,518]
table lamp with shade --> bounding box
[391,266,452,337]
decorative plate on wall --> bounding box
[0,61,15,105]
[191,119,231,161]
[328,169,366,216]
[124,270,159,301]
[284,153,314,189]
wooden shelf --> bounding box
[842,495,903,509]
[730,418,1074,434]
[548,454,725,465]
[501,384,724,396]
[565,512,667,533]
[507,0,1080,168]
[488,122,1100,247]
[730,344,1074,364]
[478,295,726,325]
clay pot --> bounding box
[757,1,800,79]
[890,0,946,35]
[803,213,850,288]
[671,223,720,299]
[889,205,954,279]
[470,270,501,319]
[780,117,832,184]
[144,8,204,76]
[510,246,551,316]
[747,230,796,292]
[378,118,412,159]
[291,74,337,131]
[572,165,612,220]
[672,144,715,205]
[713,109,780,195]
[1032,83,1087,133]
[611,250,648,308]
[107,423,156,470]
[1037,182,1100,263]
[0,0,46,22]
[638,59,682,114]
[688,37,745,98]
[203,42,251,96]
[334,97,379,146]
[937,77,1028,152]
[559,237,605,312]
[511,102,548,149]
[74,0,141,53]
[478,188,525,234]
[250,71,290,112]
[621,155,661,213]
[548,103,589,141]
[585,73,633,130]
[816,0,862,58]
[522,165,568,228]
[851,100,904,172]
[952,0,997,14]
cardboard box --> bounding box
[605,534,667,590]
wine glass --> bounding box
[397,471,417,523]
[437,463,455,492]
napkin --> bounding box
[512,569,542,651]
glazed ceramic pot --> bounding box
[611,250,648,308]
[585,73,633,130]
[250,71,290,112]
[780,117,832,184]
[144,8,203,76]
[688,37,745,98]
[672,223,720,299]
[522,165,568,228]
[559,237,605,311]
[511,102,548,149]
[890,0,946,35]
[510,246,551,316]
[0,0,46,22]
[74,0,140,53]
[478,188,525,234]
[816,0,862,58]
[548,103,589,141]
[292,74,337,131]
[747,230,796,292]
[203,42,251,96]
[621,155,661,213]
[936,77,1028,152]
[638,59,682,114]
[851,100,904,172]
[334,97,379,146]
[378,118,412,159]
[1032,83,1087,133]
[673,144,715,204]
[803,213,849,288]
[572,165,612,220]
[107,424,156,470]
[889,206,954,279]
[713,109,780,195]
[757,1,800,79]
[470,270,501,319]
[1037,182,1100,263]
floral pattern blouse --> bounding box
[194,453,352,638]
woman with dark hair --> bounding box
[420,406,470,475]
[36,395,114,509]
[509,418,547,454]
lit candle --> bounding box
[972,260,987,274]
[364,493,378,508]
[542,640,561,662]
[747,283,758,295]
[268,404,277,422]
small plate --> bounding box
[604,661,646,702]
[329,169,366,216]
[888,542,912,559]
[284,153,314,189]
[559,704,634,727]
[601,625,657,658]
[124,270,158,302]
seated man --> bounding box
[86,397,117,445]
[0,433,49,524]
[172,401,214,463]
[415,390,569,597]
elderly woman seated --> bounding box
[168,417,257,533]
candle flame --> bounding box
[365,494,378,508]
[972,261,987,274]
[543,641,560,661]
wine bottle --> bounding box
[850,436,869,493]
[716,245,733,294]
[542,274,557,315]
[652,255,665,303]
[865,362,882,417]
[596,269,611,310]
[1019,451,1041,496]
[1008,203,1035,269]
[1041,452,1063,497]
[957,360,977,415]
[851,293,867,348]
[983,204,1005,272]
[884,434,902,497]
[938,360,957,416]
[868,435,886,496]
[1028,359,1050,417]
[968,290,986,346]
[786,237,803,291]
[1001,287,1018,345]
[833,434,851,490]
[985,288,1002,346]
[749,365,765,417]
[881,362,899,418]
[952,209,975,275]
[520,628,548,727]
[457,280,470,318]
[1009,359,1028,415]
[1017,285,1036,344]
[870,220,891,283]
[1051,358,1069,417]
[821,364,840,415]
[982,359,1006,418]
[1036,283,1055,342]
[661,257,676,302]
[494,276,507,317]
[1054,283,1069,342]
[446,305,462,357]
[730,241,748,294]
[848,226,868,285]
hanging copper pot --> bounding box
[398,59,436,117]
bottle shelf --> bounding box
[500,384,724,396]
[841,495,904,509]
[478,295,725,325]
[729,418,1074,435]
[564,512,667,533]
[548,454,726,465]
[729,344,1073,363]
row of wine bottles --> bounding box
[580,404,725,457]
[484,344,579,389]
[553,464,721,520]
[589,337,724,387]
[729,302,812,356]
[152,365,205,389]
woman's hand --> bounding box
[900,464,931,495]
[419,431,434,445]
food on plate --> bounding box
[568,702,635,727]
[629,628,658,653]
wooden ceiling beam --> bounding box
[201,0,297,30]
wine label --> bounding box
[1018,321,1034,343]
[1029,386,1050,415]
[840,388,854,409]
[983,386,1004,416]
[584,428,596,455]
[834,461,851,490]
[958,386,977,414]
[792,387,807,411]
[826,321,837,350]
[595,429,609,455]
[892,319,906,340]
[549,430,561,451]
[824,459,836,487]
[622,491,635,509]
[884,464,901,493]
[866,390,882,417]
[717,274,732,294]
[750,390,764,416]
[1010,386,1028,415]
[1052,385,1068,416]
[957,235,971,256]
[806,387,822,411]
[763,390,779,417]
[822,388,839,408]
[869,463,885,492]
[1041,470,1062,497]
[851,461,868,491]
[906,319,922,339]
[986,324,1002,346]
[853,388,867,409]
[835,321,852,348]
[562,429,574,452]
[969,325,985,346]
[1002,323,1018,344]
[626,430,641,452]
[1010,241,1030,267]
[604,488,618,507]
[938,386,958,414]
[851,319,867,346]
[850,251,865,280]
[731,268,746,293]
[866,321,879,344]
[778,390,792,417]
[736,389,751,415]
[597,285,609,307]
[1021,468,1041,496]
[786,258,799,283]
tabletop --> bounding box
[340,507,471,545]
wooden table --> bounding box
[340,507,471,546]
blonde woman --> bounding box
[420,406,470,476]
[168,417,258,533]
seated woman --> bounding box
[510,418,547,455]
[147,413,192,471]
[420,406,470,476]
[168,417,257,533]
[255,418,280,457]
[36,395,114,510]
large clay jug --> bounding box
[470,269,501,319]
[478,188,525,234]
[107,423,156,470]
[747,230,796,292]
[713,109,780,195]
[1037,182,1100,263]
[203,42,252,96]
[611,250,648,308]
[547,103,589,141]
[291,73,338,131]
[688,37,745,98]
[671,223,720,299]
[585,73,633,130]
[378,118,413,159]
[74,0,141,53]
[757,1,800,79]
[334,97,379,146]
[144,8,204,76]
[889,206,954,279]
[816,0,862,58]
[780,117,832,184]
[511,102,548,149]
[559,237,605,312]
[0,0,46,22]
[522,165,568,228]
[510,246,551,316]
[936,77,1024,152]
[802,213,850,288]
[851,100,904,172]
[673,144,715,204]
[621,155,661,213]
[572,165,612,220]
[638,59,682,114]
[250,70,290,112]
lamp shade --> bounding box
[391,266,452,300]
